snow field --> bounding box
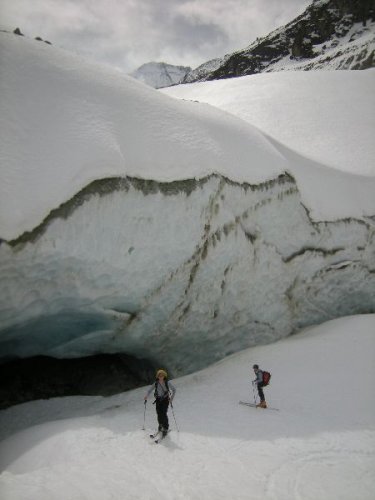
[0,314,374,499]
[162,70,375,177]
[0,32,284,241]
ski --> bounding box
[239,401,279,411]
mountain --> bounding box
[0,30,374,398]
[129,61,191,88]
[181,57,227,84]
[182,0,375,83]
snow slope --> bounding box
[1,32,375,241]
[162,70,375,177]
[0,32,284,241]
[0,314,374,500]
[162,70,375,221]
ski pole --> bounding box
[170,402,179,432]
[252,381,257,405]
[142,400,147,430]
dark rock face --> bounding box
[0,354,157,409]
[185,0,375,82]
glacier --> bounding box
[0,31,374,379]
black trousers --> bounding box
[257,382,265,402]
[155,398,169,430]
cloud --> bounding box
[0,0,311,72]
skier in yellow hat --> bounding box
[144,369,176,437]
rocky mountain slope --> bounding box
[182,0,375,83]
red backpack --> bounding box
[262,370,271,386]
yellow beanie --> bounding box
[156,369,168,379]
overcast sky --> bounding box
[1,0,311,73]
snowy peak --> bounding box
[184,0,375,82]
[129,61,191,88]
[181,57,228,84]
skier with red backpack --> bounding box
[252,364,271,408]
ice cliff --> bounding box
[1,172,374,374]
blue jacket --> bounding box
[254,369,263,385]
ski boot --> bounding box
[256,400,267,409]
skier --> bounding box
[252,364,267,408]
[144,369,176,437]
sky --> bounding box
[0,0,311,73]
